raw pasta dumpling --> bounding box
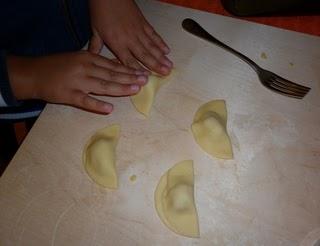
[155,160,199,238]
[131,71,175,117]
[83,124,120,189]
[191,100,233,159]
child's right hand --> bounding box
[7,51,148,114]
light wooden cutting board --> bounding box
[1,0,320,245]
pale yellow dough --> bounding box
[191,100,233,159]
[83,124,120,189]
[154,160,199,238]
[131,71,175,116]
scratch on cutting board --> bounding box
[111,214,151,232]
[89,211,98,246]
[169,90,202,104]
[109,216,151,242]
[51,202,75,246]
[13,189,51,241]
[153,106,188,132]
[11,164,33,184]
[229,131,240,151]
[268,148,286,182]
[302,164,320,169]
[18,227,26,246]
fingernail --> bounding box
[131,84,140,92]
[137,75,147,84]
[135,70,145,75]
[103,104,113,113]
[163,46,170,54]
[163,59,173,68]
[160,66,170,75]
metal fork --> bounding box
[182,18,311,99]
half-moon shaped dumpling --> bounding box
[131,71,176,116]
[191,100,233,159]
[83,124,120,189]
[155,160,199,238]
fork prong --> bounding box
[270,80,307,96]
[266,84,305,99]
[269,77,310,95]
[272,73,311,92]
[267,80,307,99]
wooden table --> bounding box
[1,0,320,245]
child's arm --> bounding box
[89,0,173,76]
[5,51,148,114]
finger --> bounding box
[87,78,141,96]
[89,64,148,86]
[92,54,146,76]
[109,58,149,76]
[109,58,147,75]
[138,34,173,69]
[111,48,150,75]
[130,39,171,75]
[88,29,103,54]
[144,24,170,54]
[110,58,120,63]
[70,90,113,114]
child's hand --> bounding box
[89,0,173,76]
[7,51,148,114]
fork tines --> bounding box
[264,71,311,99]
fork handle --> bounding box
[182,18,260,72]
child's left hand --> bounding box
[89,0,173,76]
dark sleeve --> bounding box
[0,50,20,107]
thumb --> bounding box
[89,28,103,54]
